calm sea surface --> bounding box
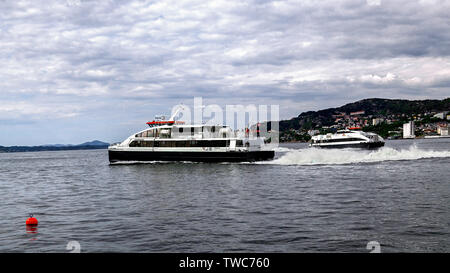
[0,138,449,252]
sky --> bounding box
[1,0,449,145]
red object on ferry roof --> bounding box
[146,120,185,125]
[146,120,175,125]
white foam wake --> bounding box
[273,146,296,152]
[264,145,450,165]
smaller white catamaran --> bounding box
[309,127,385,149]
[108,106,275,163]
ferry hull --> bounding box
[108,150,275,163]
[310,141,385,149]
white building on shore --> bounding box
[372,118,384,126]
[403,121,415,139]
[433,112,448,119]
[438,125,448,136]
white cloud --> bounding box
[358,73,398,84]
[0,101,82,120]
[366,0,381,6]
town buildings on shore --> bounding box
[280,110,449,142]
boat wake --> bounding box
[263,144,450,165]
[272,146,296,152]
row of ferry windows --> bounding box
[135,127,225,138]
[136,131,155,137]
[312,138,364,143]
[129,140,244,148]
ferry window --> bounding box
[151,140,231,148]
[236,140,243,147]
[145,141,154,147]
[159,129,171,139]
[130,140,154,147]
[191,127,195,136]
[210,140,227,147]
[321,138,363,143]
[179,128,183,133]
[175,141,186,147]
[142,130,154,137]
[211,126,215,133]
[155,141,175,147]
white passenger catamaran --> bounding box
[309,127,385,149]
[108,107,275,163]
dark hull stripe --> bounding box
[109,150,275,163]
[311,142,385,149]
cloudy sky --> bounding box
[1,0,449,145]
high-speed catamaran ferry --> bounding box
[108,109,275,163]
[309,128,385,149]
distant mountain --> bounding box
[78,140,110,146]
[0,140,110,153]
[279,98,450,132]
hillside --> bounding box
[280,98,450,131]
[277,98,450,141]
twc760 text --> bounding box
[222,257,270,268]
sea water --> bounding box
[0,138,449,252]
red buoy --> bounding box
[26,214,38,226]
